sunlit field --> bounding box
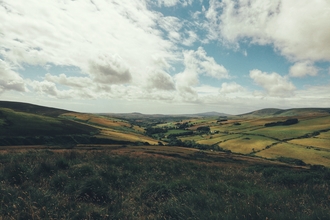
[289,138,330,150]
[256,143,330,167]
[218,135,277,154]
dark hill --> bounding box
[0,101,70,117]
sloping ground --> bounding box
[1,149,329,219]
[97,130,160,145]
[0,108,96,137]
[0,101,69,117]
[237,108,330,118]
[61,112,161,145]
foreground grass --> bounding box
[1,150,330,219]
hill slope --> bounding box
[0,101,69,117]
[238,108,330,118]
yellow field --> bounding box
[256,143,330,167]
[316,130,330,139]
[288,138,330,150]
[196,134,242,145]
[98,129,160,145]
[219,136,277,154]
[62,113,132,128]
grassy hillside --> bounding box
[1,101,330,167]
[0,149,329,219]
[60,112,161,145]
[1,102,330,219]
[0,107,97,137]
[0,102,161,146]
[0,101,69,117]
[238,108,330,118]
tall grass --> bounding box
[0,150,329,219]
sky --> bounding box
[1,0,330,114]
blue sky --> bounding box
[0,0,330,114]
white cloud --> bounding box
[0,0,177,85]
[249,69,296,97]
[191,47,229,79]
[29,80,73,99]
[289,61,318,77]
[45,73,92,88]
[175,47,229,100]
[147,70,175,91]
[217,0,330,62]
[219,82,244,94]
[89,55,132,85]
[182,30,198,46]
[153,0,193,7]
[0,59,26,93]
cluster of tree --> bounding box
[144,127,168,136]
[264,118,298,127]
[167,131,193,139]
[166,137,229,152]
[175,122,191,129]
[196,126,210,133]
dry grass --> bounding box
[98,129,160,145]
[62,113,131,128]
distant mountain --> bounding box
[238,108,330,118]
[187,111,231,117]
[0,101,70,117]
[103,111,231,119]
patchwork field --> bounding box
[1,101,330,167]
[219,135,277,154]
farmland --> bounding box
[1,101,330,167]
[1,102,330,219]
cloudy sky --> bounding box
[1,0,330,114]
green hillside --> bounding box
[0,101,69,117]
[0,107,96,137]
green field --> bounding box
[256,143,330,167]
[194,134,242,145]
[219,135,278,154]
[289,138,330,150]
[246,116,330,140]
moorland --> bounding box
[0,101,330,219]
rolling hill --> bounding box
[1,101,330,167]
[238,108,330,118]
[0,101,70,117]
